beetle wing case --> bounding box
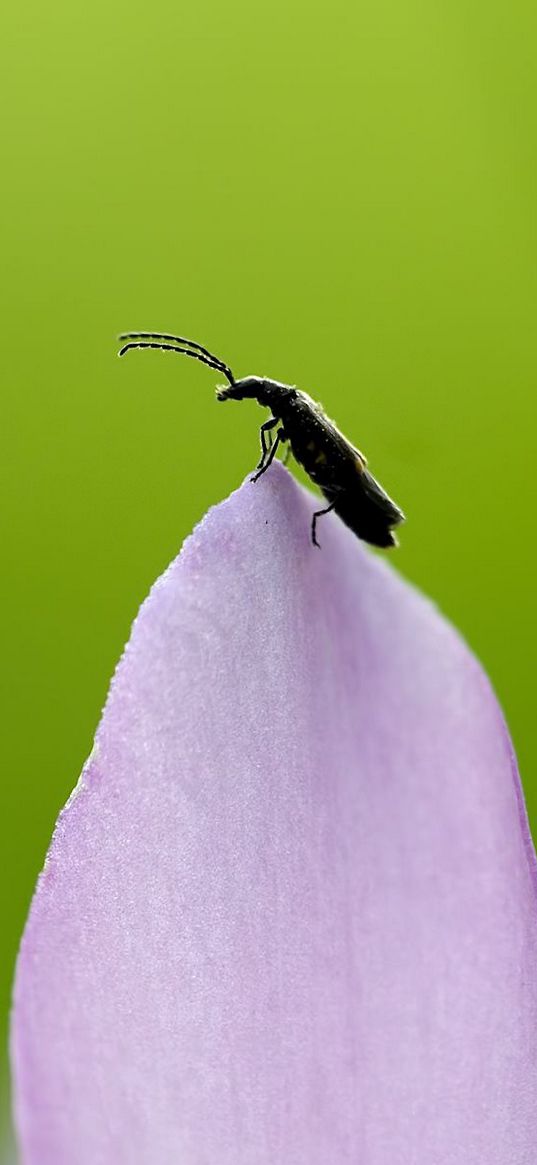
[324,469,405,548]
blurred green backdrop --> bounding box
[1,0,536,1133]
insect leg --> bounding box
[256,417,279,470]
[311,500,337,548]
[251,428,285,483]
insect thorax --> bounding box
[221,377,294,408]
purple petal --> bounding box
[11,464,537,1163]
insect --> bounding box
[118,331,405,549]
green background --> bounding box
[1,0,536,1136]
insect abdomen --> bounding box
[323,470,404,548]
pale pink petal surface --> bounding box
[12,465,537,1163]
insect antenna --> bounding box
[118,332,235,385]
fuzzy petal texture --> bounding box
[12,465,537,1164]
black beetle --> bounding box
[118,331,405,549]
